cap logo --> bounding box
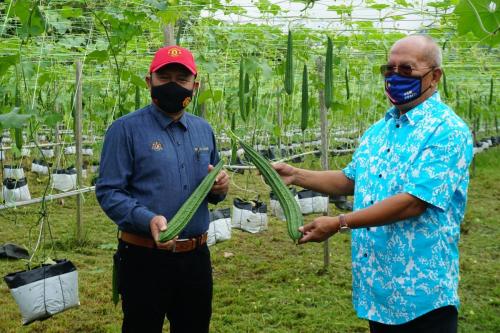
[168,48,182,57]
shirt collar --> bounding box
[384,92,441,126]
[149,104,188,130]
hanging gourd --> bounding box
[14,84,22,151]
[301,64,309,132]
[442,69,449,98]
[239,57,246,122]
[244,73,251,120]
[344,66,350,100]
[230,112,237,164]
[489,77,493,105]
[135,85,141,110]
[325,37,333,109]
[284,30,294,95]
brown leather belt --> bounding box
[119,231,207,253]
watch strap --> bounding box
[339,214,350,233]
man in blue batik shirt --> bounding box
[274,35,473,333]
[96,46,229,333]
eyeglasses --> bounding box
[380,64,435,77]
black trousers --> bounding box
[369,305,458,333]
[116,240,213,333]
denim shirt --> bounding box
[343,92,473,324]
[96,104,225,239]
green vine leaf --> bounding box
[454,0,500,46]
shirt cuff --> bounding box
[131,207,157,235]
[207,192,226,205]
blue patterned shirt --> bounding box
[343,92,473,324]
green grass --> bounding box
[0,148,499,332]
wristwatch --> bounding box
[338,214,351,233]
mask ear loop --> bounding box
[419,67,436,96]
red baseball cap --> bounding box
[149,45,197,75]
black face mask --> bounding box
[151,81,193,114]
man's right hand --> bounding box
[272,162,297,186]
[150,215,177,250]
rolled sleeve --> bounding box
[402,128,472,211]
[342,160,356,181]
[95,121,156,235]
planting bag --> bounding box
[207,208,232,246]
[51,169,77,192]
[298,189,328,214]
[82,147,94,156]
[31,159,52,175]
[2,178,31,202]
[21,148,29,157]
[41,148,54,158]
[231,198,268,234]
[64,146,76,155]
[3,259,80,325]
[0,243,29,260]
[3,166,25,179]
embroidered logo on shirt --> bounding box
[151,141,163,151]
[182,96,191,108]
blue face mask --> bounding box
[384,70,433,105]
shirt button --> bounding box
[370,200,374,204]
[183,185,187,190]
[396,124,400,128]
[366,227,370,231]
[386,148,390,153]
[181,163,184,169]
[378,174,382,178]
[363,253,368,258]
[177,142,181,146]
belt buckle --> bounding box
[172,238,188,253]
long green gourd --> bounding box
[285,30,294,95]
[239,57,246,122]
[135,85,141,110]
[159,159,225,242]
[14,84,23,151]
[301,64,309,132]
[442,69,449,98]
[230,113,237,164]
[227,130,303,241]
[489,77,493,105]
[345,66,350,100]
[325,36,333,109]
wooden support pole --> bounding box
[316,57,330,270]
[163,24,175,46]
[75,61,83,241]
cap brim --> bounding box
[151,61,197,75]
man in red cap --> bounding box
[96,45,229,333]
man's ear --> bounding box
[193,81,200,90]
[432,68,442,85]
[145,74,151,89]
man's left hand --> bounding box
[208,164,229,195]
[298,216,339,244]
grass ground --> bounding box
[0,147,498,332]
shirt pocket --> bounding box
[194,147,210,183]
